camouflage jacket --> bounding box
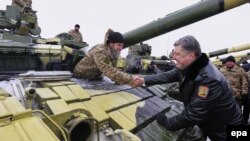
[247,71,250,82]
[73,44,133,85]
[68,29,83,42]
[220,65,248,96]
[12,0,32,8]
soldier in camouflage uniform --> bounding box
[73,29,133,85]
[220,56,248,106]
[12,0,32,9]
[68,24,83,42]
[243,65,250,124]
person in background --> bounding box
[12,0,32,9]
[68,24,83,42]
[241,60,250,124]
[220,56,248,109]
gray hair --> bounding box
[174,35,201,57]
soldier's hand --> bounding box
[130,76,144,87]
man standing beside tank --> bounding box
[241,61,250,124]
[131,35,243,140]
[12,0,32,9]
[219,56,248,109]
[244,68,250,124]
[73,29,134,85]
[69,24,83,42]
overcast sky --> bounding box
[1,0,250,57]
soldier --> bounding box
[131,35,243,140]
[220,56,248,107]
[68,24,83,42]
[73,29,134,85]
[242,60,250,72]
[243,63,250,124]
[12,0,32,9]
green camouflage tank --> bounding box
[0,0,249,141]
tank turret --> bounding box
[125,43,153,73]
[0,5,40,36]
[123,0,249,47]
[0,5,89,72]
[128,43,152,56]
[125,42,174,74]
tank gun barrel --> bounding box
[123,0,249,47]
[212,51,250,64]
[207,43,250,58]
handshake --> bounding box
[130,76,145,87]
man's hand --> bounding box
[130,76,144,87]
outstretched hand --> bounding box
[130,76,144,87]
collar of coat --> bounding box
[181,53,209,80]
[223,65,241,72]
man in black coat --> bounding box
[131,35,243,141]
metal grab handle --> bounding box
[87,117,100,141]
[75,109,100,141]
[32,110,68,141]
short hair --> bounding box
[174,35,201,57]
[75,24,80,28]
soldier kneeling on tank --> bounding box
[73,29,135,85]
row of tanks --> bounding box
[209,42,250,65]
[0,0,250,141]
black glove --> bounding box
[156,113,167,127]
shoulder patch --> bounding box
[198,86,209,98]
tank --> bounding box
[124,42,175,74]
[0,5,41,36]
[125,43,152,73]
[0,5,88,73]
[0,0,249,141]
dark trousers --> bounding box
[202,125,227,141]
[242,95,250,123]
